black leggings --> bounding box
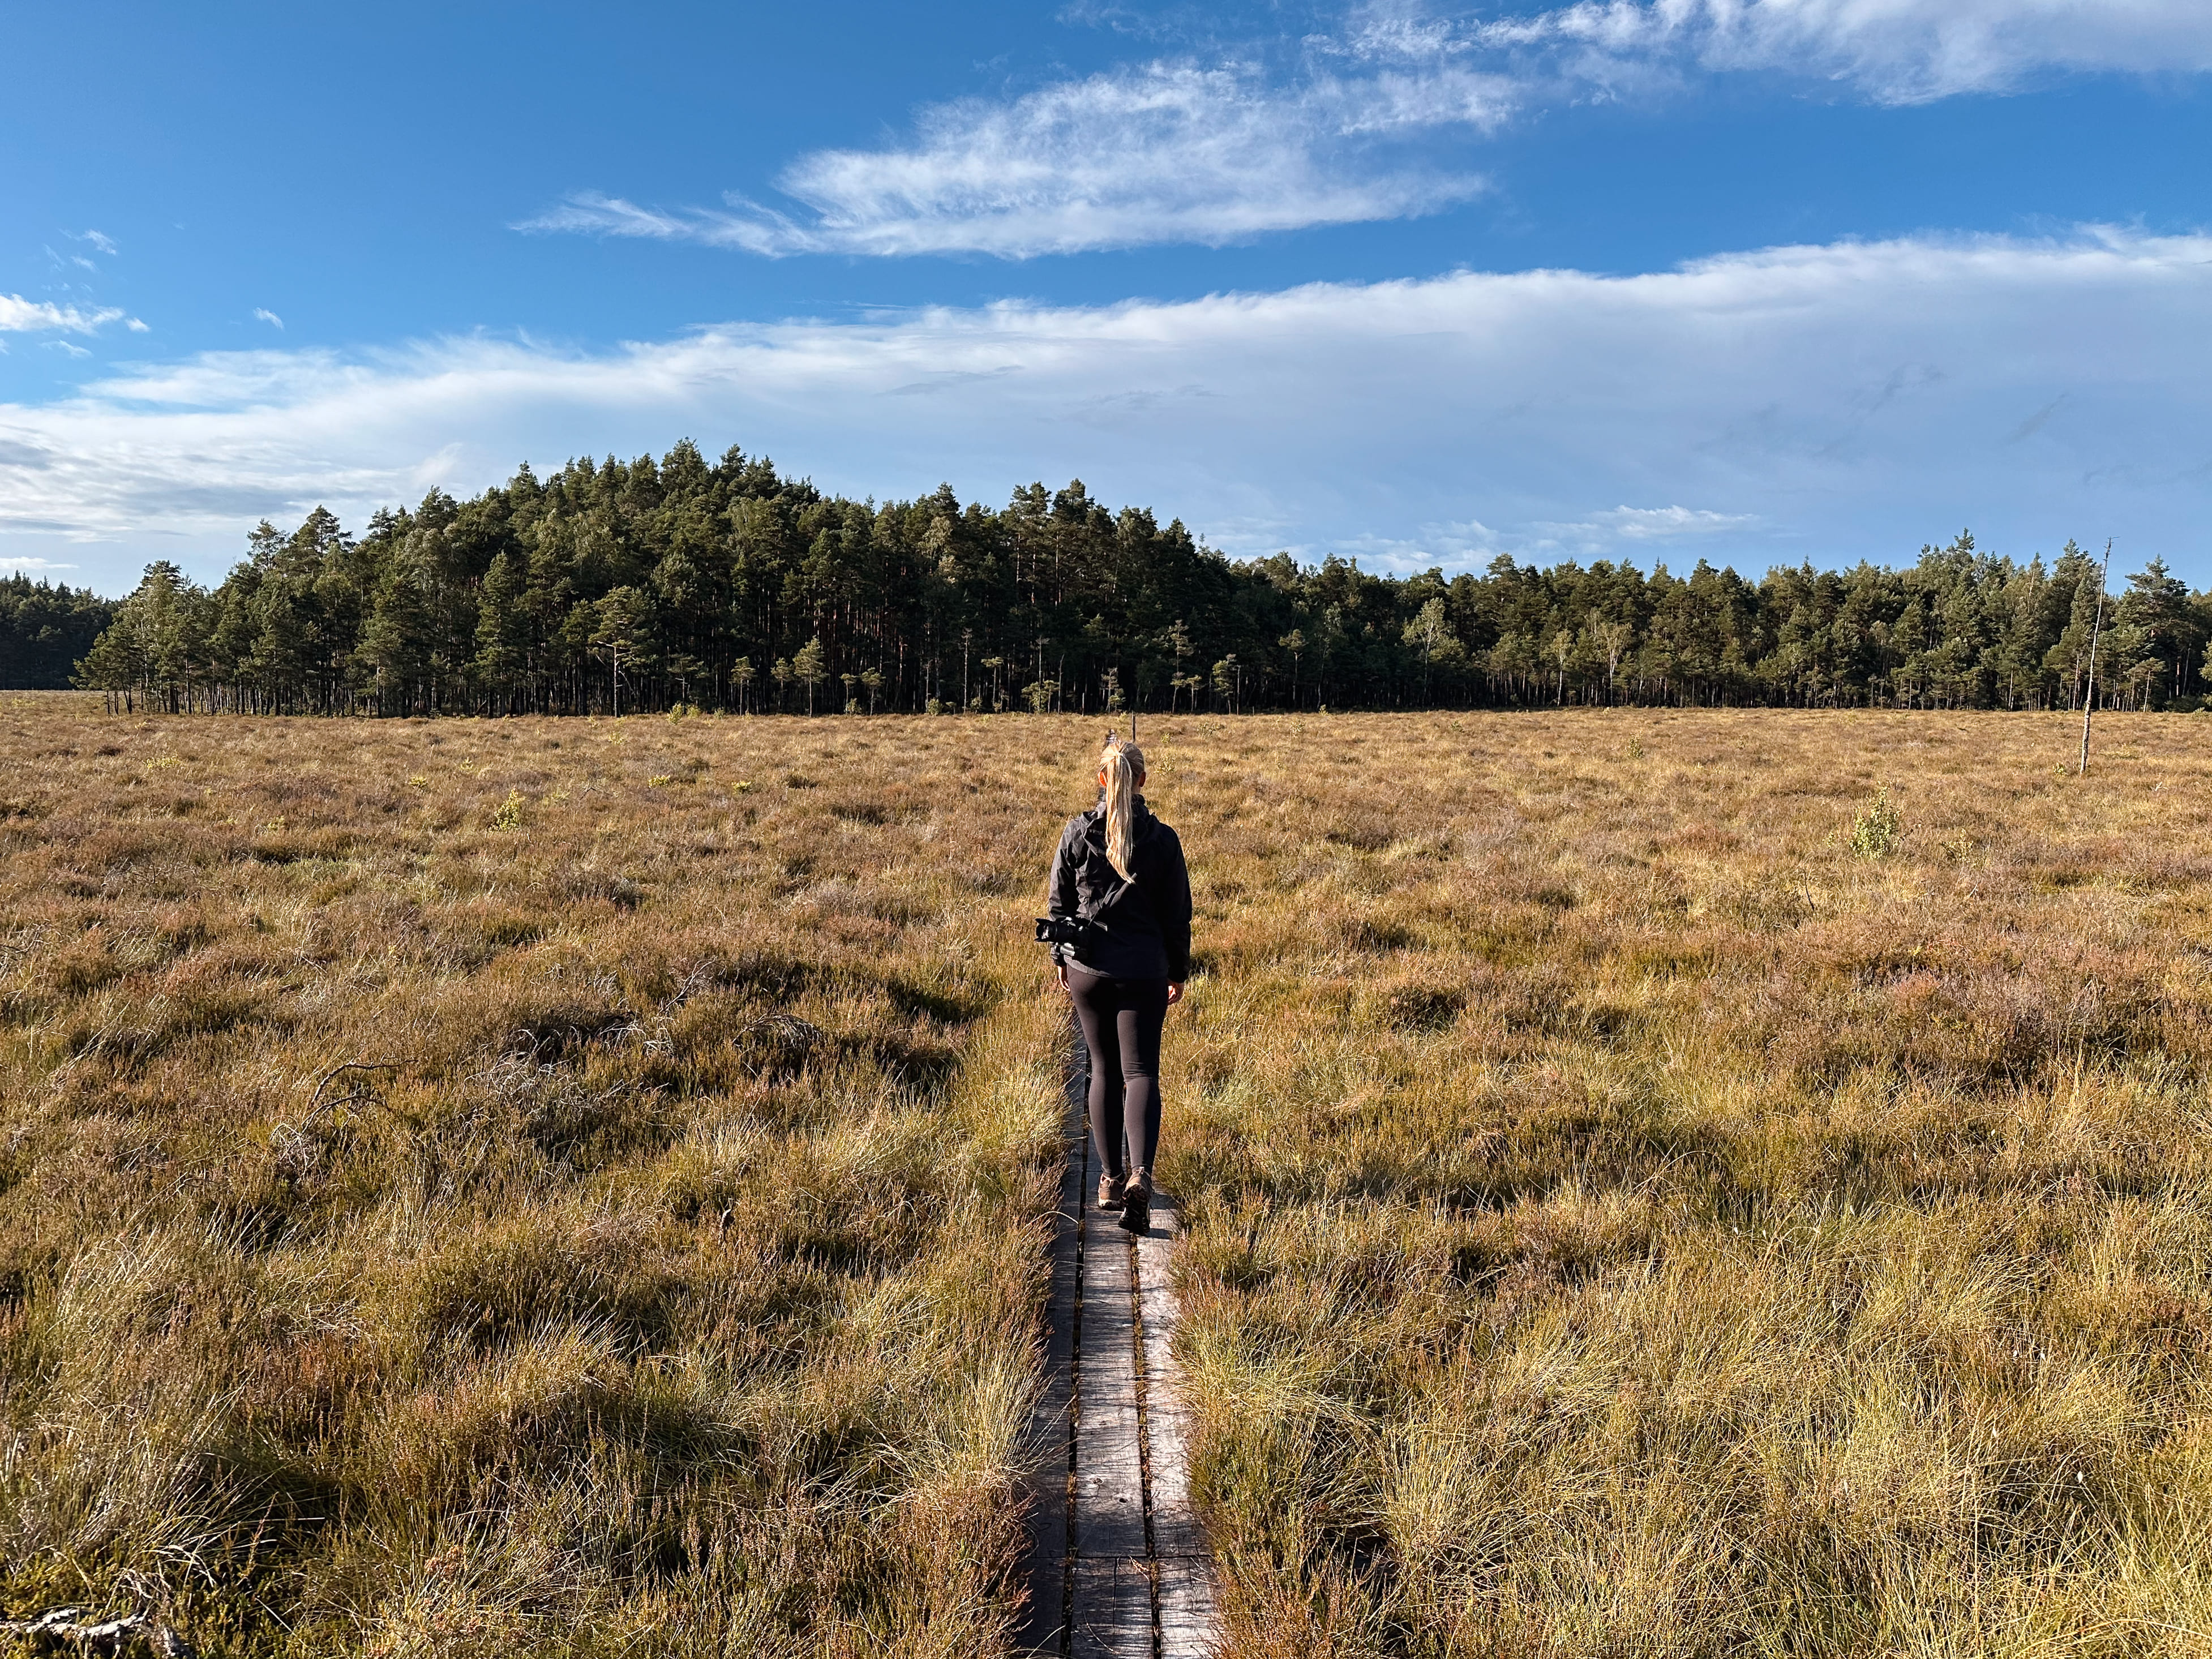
[1066,965,1170,1179]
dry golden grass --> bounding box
[8,698,2212,1656]
[1151,710,2212,1657]
[0,696,1081,1657]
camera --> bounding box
[1035,915,1097,948]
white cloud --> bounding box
[3,228,2211,589]
[1487,0,2212,104]
[1337,517,1504,572]
[526,53,1513,258]
[1597,505,1760,539]
[1516,504,1760,558]
[75,230,118,256]
[0,295,126,335]
[526,2,2212,259]
[0,556,77,570]
[253,308,284,330]
[44,340,93,359]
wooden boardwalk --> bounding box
[1018,1044,1220,1658]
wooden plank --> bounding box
[1015,1133,1082,1649]
[1027,1034,1223,1658]
[1015,1039,1090,1654]
[1155,1571,1219,1659]
[1070,1555,1156,1659]
[1076,1216,1150,1560]
[1133,1206,1197,1554]
[1135,1199,1222,1658]
[1075,1210,1151,1655]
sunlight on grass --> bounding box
[1154,709,2212,1657]
[7,701,2212,1654]
[0,701,1078,1656]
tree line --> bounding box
[0,575,116,690]
[49,439,2210,715]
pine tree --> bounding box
[792,635,828,715]
[474,550,531,711]
[361,563,432,714]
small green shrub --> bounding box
[1849,786,1902,859]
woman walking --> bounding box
[1047,734,1192,1232]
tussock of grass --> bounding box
[0,700,1073,1656]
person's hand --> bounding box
[1165,981,1185,1006]
[1056,961,1069,992]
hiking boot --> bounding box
[1120,1168,1152,1233]
[1098,1172,1126,1211]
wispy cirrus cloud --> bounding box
[525,1,2212,259]
[0,295,131,335]
[1482,0,2212,105]
[5,228,2210,589]
[525,53,1515,258]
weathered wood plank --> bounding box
[1133,1206,1197,1555]
[1077,1215,1149,1564]
[1154,1550,1219,1658]
[1136,1199,1222,1658]
[1026,1040,1222,1658]
[1070,1555,1155,1659]
[1015,1039,1090,1654]
[1075,1111,1151,1656]
[1155,1569,1219,1659]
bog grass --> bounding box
[6,698,2212,1656]
[0,698,1076,1656]
[1152,710,2212,1657]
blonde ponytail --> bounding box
[1100,735,1145,880]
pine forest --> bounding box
[27,440,2209,717]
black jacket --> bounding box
[1048,795,1193,981]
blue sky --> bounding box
[5,0,2212,593]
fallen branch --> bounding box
[306,1060,403,1112]
[286,1060,419,1135]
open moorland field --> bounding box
[6,697,2212,1657]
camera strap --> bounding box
[1082,873,1137,923]
[1082,862,1160,942]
